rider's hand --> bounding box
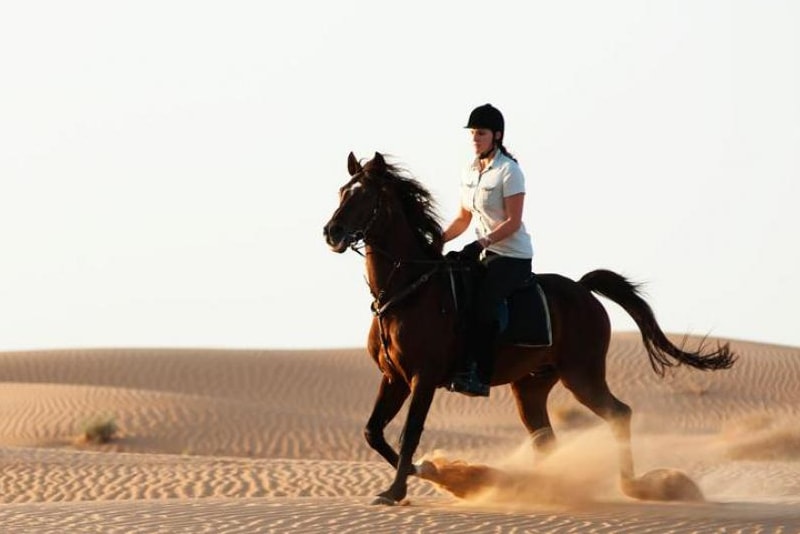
[459,240,484,262]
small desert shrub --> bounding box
[80,415,119,444]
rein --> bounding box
[354,244,442,380]
[348,233,450,380]
[370,264,440,317]
[342,185,463,380]
[369,262,441,381]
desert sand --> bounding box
[1,334,800,533]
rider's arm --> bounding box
[480,193,524,247]
[442,206,472,242]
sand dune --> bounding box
[1,335,799,532]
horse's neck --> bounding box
[364,232,428,301]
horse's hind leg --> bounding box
[560,370,634,481]
[511,367,559,457]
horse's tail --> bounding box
[579,269,736,376]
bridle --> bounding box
[345,190,381,255]
[344,186,443,301]
[339,184,457,380]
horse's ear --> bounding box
[347,152,362,176]
[371,152,386,173]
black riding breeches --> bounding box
[473,253,532,326]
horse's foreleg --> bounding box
[364,376,410,468]
[374,378,435,505]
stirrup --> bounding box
[448,367,490,397]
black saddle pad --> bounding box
[499,275,553,348]
[444,260,552,348]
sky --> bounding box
[0,1,798,352]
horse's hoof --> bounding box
[413,460,437,479]
[621,469,705,502]
[370,495,397,506]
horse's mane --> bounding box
[363,158,444,258]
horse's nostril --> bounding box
[326,223,344,242]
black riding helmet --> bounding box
[465,103,504,133]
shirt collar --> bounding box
[470,148,503,171]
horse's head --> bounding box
[325,152,444,256]
[324,152,388,253]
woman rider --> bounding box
[442,103,534,397]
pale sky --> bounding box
[1,1,798,351]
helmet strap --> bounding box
[479,134,501,160]
[479,145,495,160]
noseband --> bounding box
[347,192,381,254]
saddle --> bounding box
[497,274,553,347]
[446,257,553,348]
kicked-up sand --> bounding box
[1,334,800,532]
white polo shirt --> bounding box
[460,150,534,259]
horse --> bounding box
[323,151,736,506]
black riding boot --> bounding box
[449,322,498,397]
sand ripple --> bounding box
[1,336,799,531]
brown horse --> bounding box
[323,151,735,505]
